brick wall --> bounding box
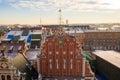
[39,36,94,80]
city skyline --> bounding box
[0,0,120,25]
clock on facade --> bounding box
[1,63,8,68]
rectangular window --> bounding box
[50,64,52,69]
[63,51,66,54]
[70,59,73,69]
[56,51,59,54]
[49,51,52,54]
[56,59,59,69]
[42,61,46,73]
[77,63,80,73]
[49,59,52,69]
[70,51,73,54]
[63,59,66,69]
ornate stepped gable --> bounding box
[39,32,94,80]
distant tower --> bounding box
[66,19,68,25]
[40,17,42,26]
[58,9,62,26]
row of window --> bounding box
[84,46,120,50]
[49,59,73,69]
[85,42,120,45]
[48,42,75,45]
[85,40,120,43]
[49,51,73,55]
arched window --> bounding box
[7,75,11,80]
[1,75,5,80]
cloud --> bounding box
[7,0,120,11]
[0,0,17,2]
[9,0,49,11]
[101,0,120,9]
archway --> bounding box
[7,75,11,80]
[1,75,5,80]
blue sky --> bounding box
[0,0,120,24]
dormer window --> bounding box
[18,46,22,53]
[40,54,46,58]
[76,54,81,58]
[8,46,14,53]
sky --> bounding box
[0,0,120,25]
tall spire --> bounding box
[58,9,62,26]
[0,46,7,59]
[66,19,68,25]
[40,16,42,26]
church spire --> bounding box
[58,9,62,26]
[0,46,7,59]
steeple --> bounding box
[58,9,64,32]
[58,9,62,26]
[0,46,7,59]
[40,16,42,27]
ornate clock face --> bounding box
[59,38,64,45]
[59,40,63,44]
[1,63,8,68]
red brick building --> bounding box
[66,29,120,51]
[39,33,94,80]
[83,31,120,51]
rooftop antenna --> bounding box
[58,9,62,26]
[40,16,42,27]
[66,19,68,25]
